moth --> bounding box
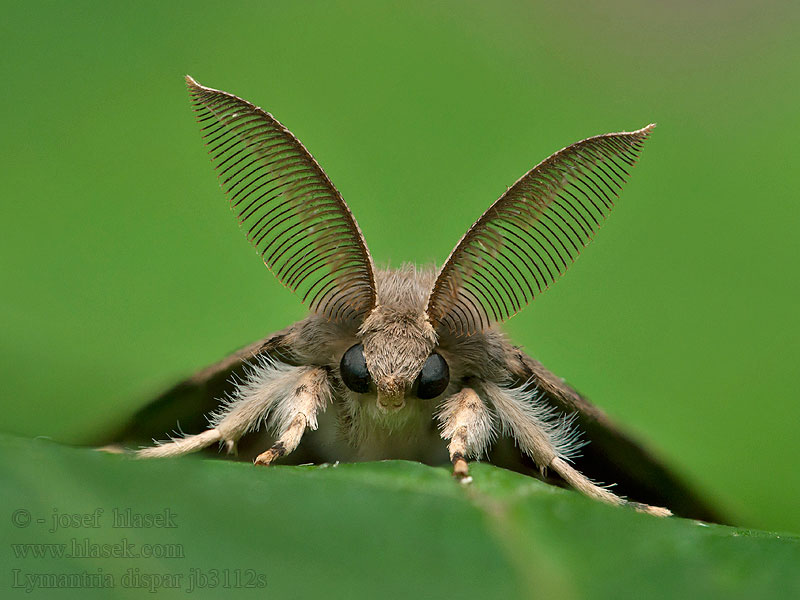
[110,76,722,521]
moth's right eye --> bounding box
[340,344,371,393]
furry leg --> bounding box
[480,381,671,517]
[137,359,330,460]
[253,413,305,466]
[549,456,671,517]
[254,367,331,466]
[437,387,495,482]
[137,429,223,458]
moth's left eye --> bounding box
[340,344,372,393]
[415,353,450,399]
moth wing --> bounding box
[98,328,296,448]
[499,348,726,523]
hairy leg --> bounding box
[479,381,671,517]
[137,359,330,461]
[253,368,331,466]
[437,387,496,482]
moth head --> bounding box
[339,305,449,412]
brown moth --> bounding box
[108,75,723,521]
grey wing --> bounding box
[97,328,298,449]
[498,347,726,523]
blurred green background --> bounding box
[1,0,798,534]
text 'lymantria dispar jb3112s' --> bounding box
[106,75,723,522]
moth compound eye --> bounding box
[415,353,450,400]
[340,344,371,393]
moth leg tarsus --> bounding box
[627,501,673,518]
[136,428,223,459]
[253,448,279,467]
[254,422,299,467]
[451,453,470,479]
[452,456,473,485]
[550,456,671,517]
[95,444,126,455]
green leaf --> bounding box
[1,434,797,600]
